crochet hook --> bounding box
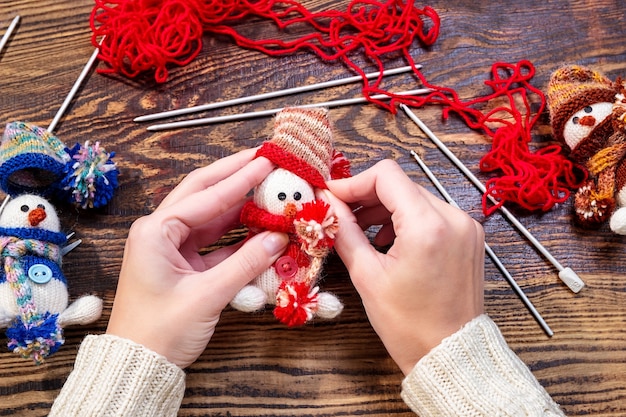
[147,88,432,131]
[411,150,553,337]
[134,65,419,122]
[0,16,20,55]
[401,104,585,294]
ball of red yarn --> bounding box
[90,0,206,83]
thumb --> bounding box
[208,231,289,302]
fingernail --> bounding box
[262,232,288,255]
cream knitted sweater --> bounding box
[50,315,564,416]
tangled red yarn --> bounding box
[90,0,584,214]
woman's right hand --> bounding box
[326,160,485,375]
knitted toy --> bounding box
[230,107,351,327]
[0,121,119,209]
[547,65,626,233]
[0,194,103,364]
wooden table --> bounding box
[1,0,625,415]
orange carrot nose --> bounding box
[578,115,596,127]
[284,202,297,217]
[28,207,46,227]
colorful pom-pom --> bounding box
[60,141,119,209]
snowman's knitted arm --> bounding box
[401,315,564,416]
[50,334,185,417]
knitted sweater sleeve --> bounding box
[401,314,565,416]
[49,334,186,417]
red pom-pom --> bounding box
[330,150,351,180]
[274,282,319,327]
[294,200,338,252]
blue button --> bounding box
[28,264,53,284]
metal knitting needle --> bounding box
[147,88,431,131]
[0,195,10,218]
[135,65,419,122]
[62,232,82,256]
[0,16,20,55]
[401,104,585,294]
[411,150,553,337]
[48,43,102,133]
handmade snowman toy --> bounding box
[547,65,626,233]
[230,107,351,326]
[0,194,102,364]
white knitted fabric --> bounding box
[50,334,185,417]
[401,315,565,416]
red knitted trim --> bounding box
[256,142,328,189]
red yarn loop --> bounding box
[90,1,584,213]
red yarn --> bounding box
[256,141,328,189]
[90,1,584,213]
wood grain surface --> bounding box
[1,0,626,415]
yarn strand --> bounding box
[90,1,584,213]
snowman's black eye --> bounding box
[37,204,45,210]
[584,106,593,113]
[293,192,302,201]
[573,116,579,124]
[20,205,29,212]
[278,192,287,201]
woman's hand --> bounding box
[106,149,288,368]
[327,160,485,375]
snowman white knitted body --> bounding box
[0,194,102,363]
[229,107,349,327]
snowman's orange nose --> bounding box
[578,115,596,127]
[28,207,46,227]
[284,202,297,217]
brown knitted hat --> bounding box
[547,65,618,147]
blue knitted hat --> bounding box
[0,122,120,208]
[0,122,70,197]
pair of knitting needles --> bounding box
[0,16,20,56]
[134,65,430,131]
[411,150,553,336]
[401,104,585,294]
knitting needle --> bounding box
[147,88,432,131]
[411,150,553,337]
[0,16,20,55]
[62,232,82,256]
[0,195,10,218]
[135,65,419,122]
[401,104,585,294]
[48,43,102,133]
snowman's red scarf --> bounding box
[240,200,311,268]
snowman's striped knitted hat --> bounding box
[255,107,349,189]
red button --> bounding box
[275,256,298,279]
